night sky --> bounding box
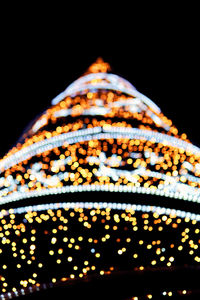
[0,14,199,157]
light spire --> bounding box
[85,57,111,74]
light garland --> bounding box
[1,126,200,172]
[1,58,200,299]
[0,199,200,297]
[51,72,161,114]
[1,201,200,221]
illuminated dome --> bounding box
[0,59,200,299]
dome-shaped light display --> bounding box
[0,59,200,299]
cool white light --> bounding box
[51,73,161,114]
[1,127,200,172]
[0,201,200,222]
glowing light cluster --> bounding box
[0,59,200,206]
[126,289,193,299]
[0,58,200,298]
[0,202,200,296]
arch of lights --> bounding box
[0,58,200,298]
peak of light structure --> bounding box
[0,60,200,299]
[0,59,200,206]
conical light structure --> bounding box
[0,59,200,299]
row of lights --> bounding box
[0,202,200,295]
[1,132,200,205]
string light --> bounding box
[0,58,199,298]
[0,61,200,206]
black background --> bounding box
[0,8,199,157]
